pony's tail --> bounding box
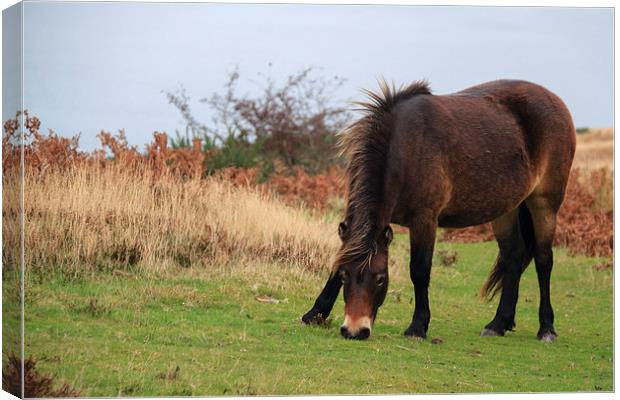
[480,203,536,300]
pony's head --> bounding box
[335,220,393,340]
[332,80,429,339]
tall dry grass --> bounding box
[3,164,339,277]
[574,128,613,173]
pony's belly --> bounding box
[437,159,534,228]
[437,191,527,228]
[437,210,504,229]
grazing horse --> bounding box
[301,79,575,342]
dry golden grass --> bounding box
[572,128,613,213]
[574,128,613,172]
[3,165,339,277]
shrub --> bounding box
[166,66,350,173]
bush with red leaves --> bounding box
[3,112,205,181]
[213,162,346,211]
[555,169,613,257]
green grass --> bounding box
[7,236,613,395]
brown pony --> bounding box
[301,79,575,342]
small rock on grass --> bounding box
[254,294,279,304]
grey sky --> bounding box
[2,2,614,150]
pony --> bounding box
[301,79,575,342]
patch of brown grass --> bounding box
[2,353,81,398]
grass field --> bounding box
[9,236,612,396]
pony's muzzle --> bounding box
[340,315,372,340]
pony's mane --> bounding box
[333,80,431,273]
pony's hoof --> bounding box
[480,328,503,337]
[404,326,426,340]
[301,309,326,325]
[538,332,557,343]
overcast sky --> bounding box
[2,2,614,150]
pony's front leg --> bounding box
[404,213,437,339]
[301,271,342,325]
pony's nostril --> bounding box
[340,326,352,339]
[341,325,371,340]
[357,327,371,340]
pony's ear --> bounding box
[379,225,393,248]
[338,221,348,240]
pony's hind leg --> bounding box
[525,195,559,343]
[481,205,535,336]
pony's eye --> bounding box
[339,270,348,283]
[375,274,386,286]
